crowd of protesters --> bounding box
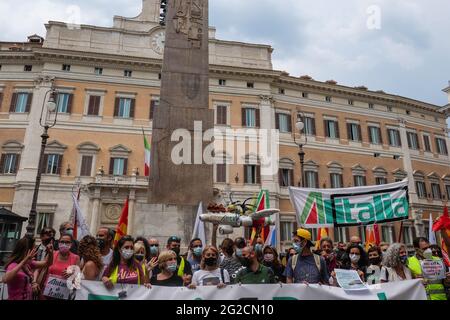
[2,222,450,300]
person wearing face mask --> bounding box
[187,238,203,273]
[235,246,276,284]
[262,246,285,283]
[234,237,246,258]
[407,237,447,300]
[341,244,368,281]
[135,237,151,262]
[150,250,184,287]
[44,233,80,299]
[133,242,149,278]
[335,241,348,269]
[53,222,79,255]
[219,238,243,284]
[254,237,265,262]
[285,229,329,285]
[166,236,192,286]
[366,246,383,284]
[380,243,412,282]
[96,227,114,274]
[189,246,230,288]
[320,238,337,274]
[32,227,56,299]
[102,236,150,289]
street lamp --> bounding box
[25,87,59,239]
[293,113,308,187]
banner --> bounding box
[76,279,426,300]
[289,180,409,227]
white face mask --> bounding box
[423,249,433,260]
[350,254,360,263]
[121,249,134,260]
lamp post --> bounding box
[294,113,308,188]
[25,88,59,239]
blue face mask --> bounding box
[400,255,408,265]
[167,263,177,272]
[293,242,304,254]
[236,249,243,257]
[150,246,159,255]
[193,247,203,257]
[255,244,263,253]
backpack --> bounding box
[291,254,322,274]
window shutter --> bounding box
[41,154,48,173]
[221,106,227,125]
[415,134,420,150]
[378,128,383,144]
[275,113,280,130]
[123,159,128,176]
[335,121,340,138]
[9,93,17,112]
[339,175,344,188]
[56,155,63,175]
[13,154,20,174]
[347,123,352,140]
[363,176,367,186]
[88,96,95,115]
[255,109,260,128]
[368,127,373,143]
[387,130,392,145]
[81,156,93,176]
[278,169,283,186]
[0,154,5,173]
[109,158,115,175]
[314,172,319,188]
[114,98,120,117]
[397,131,402,147]
[150,100,155,120]
[244,165,248,184]
[67,94,73,114]
[329,174,333,188]
[242,108,247,126]
[287,114,292,132]
[0,92,3,110]
[311,118,316,135]
[25,93,33,112]
[130,99,135,118]
[290,169,294,186]
[324,120,329,137]
[256,166,261,184]
[357,125,362,142]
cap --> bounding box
[167,235,181,244]
[295,228,312,241]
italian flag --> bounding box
[143,128,151,177]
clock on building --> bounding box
[150,29,165,55]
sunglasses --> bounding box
[150,244,159,247]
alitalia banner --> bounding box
[289,180,409,228]
[76,279,426,300]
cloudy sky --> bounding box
[0,0,449,109]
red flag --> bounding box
[113,198,129,248]
[373,224,380,245]
[432,206,450,232]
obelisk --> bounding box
[149,0,213,206]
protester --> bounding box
[335,241,348,268]
[150,250,184,287]
[3,237,53,300]
[320,238,337,274]
[147,238,160,278]
[380,243,412,282]
[366,246,383,284]
[36,227,56,261]
[262,246,285,282]
[189,246,230,288]
[44,233,80,299]
[78,235,103,280]
[219,238,242,283]
[285,229,329,284]
[102,235,150,288]
[135,236,151,262]
[340,244,368,281]
[96,227,114,270]
[235,246,276,284]
[166,235,192,285]
[187,238,203,273]
[350,236,362,247]
[379,242,390,254]
[254,237,265,261]
[408,238,447,300]
[234,237,246,258]
[53,222,79,254]
[430,244,443,258]
[134,241,149,278]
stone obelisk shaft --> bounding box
[149,0,213,205]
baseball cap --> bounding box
[167,235,181,244]
[293,228,314,247]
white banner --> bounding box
[289,179,409,227]
[76,279,426,300]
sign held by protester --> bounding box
[43,276,71,300]
[421,259,446,280]
[334,269,368,291]
[289,180,409,227]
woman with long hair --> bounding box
[135,236,151,262]
[331,244,368,283]
[380,243,412,282]
[262,246,285,282]
[102,235,150,289]
[3,237,53,300]
[189,246,230,289]
[78,235,103,280]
